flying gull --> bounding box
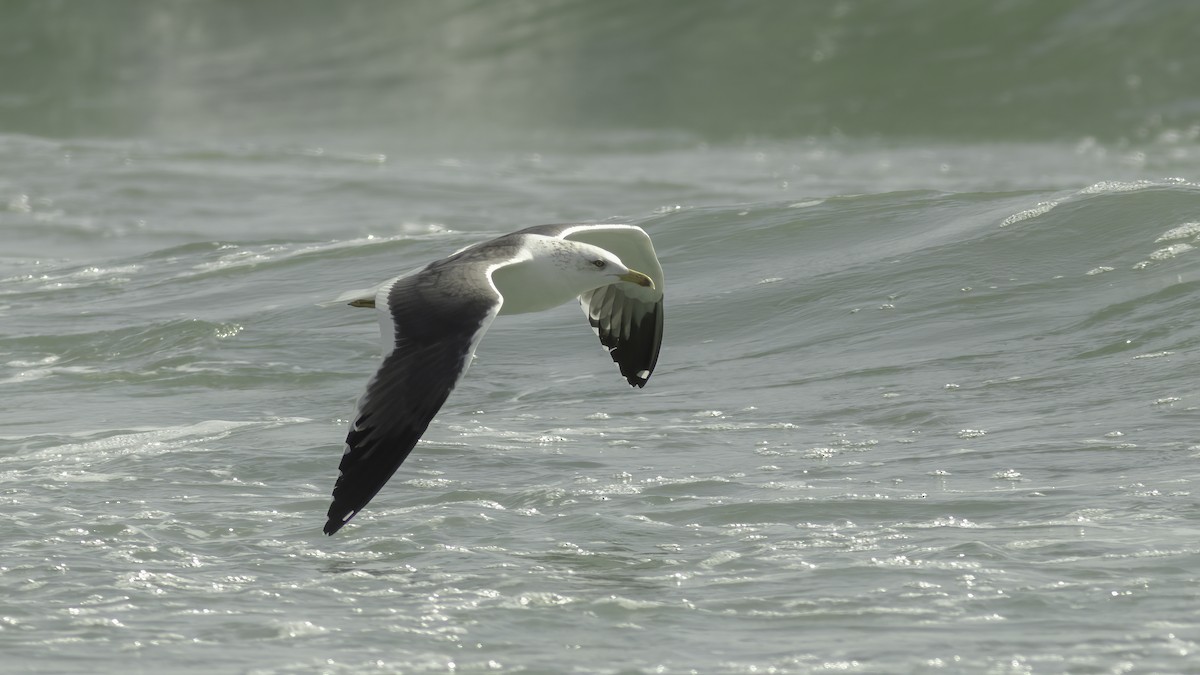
[323,223,665,535]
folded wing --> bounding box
[517,224,665,387]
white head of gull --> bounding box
[324,223,665,535]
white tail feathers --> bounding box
[317,285,383,308]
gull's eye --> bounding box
[591,259,607,269]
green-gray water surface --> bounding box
[3,2,1200,673]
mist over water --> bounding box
[3,2,1200,673]
[4,0,1199,144]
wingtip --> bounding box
[627,368,653,388]
[324,505,358,535]
[323,509,352,535]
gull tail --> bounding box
[316,284,385,308]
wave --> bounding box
[2,1,1199,143]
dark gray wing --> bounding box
[324,258,502,535]
[517,224,665,388]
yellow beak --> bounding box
[619,269,655,289]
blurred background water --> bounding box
[2,1,1200,673]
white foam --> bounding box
[1077,180,1156,194]
[68,264,142,279]
[188,229,448,275]
[0,364,96,385]
[5,355,61,367]
[1155,222,1200,242]
[1,263,143,292]
[1000,201,1058,227]
[1133,243,1194,269]
[787,198,825,208]
[3,418,309,465]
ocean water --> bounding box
[4,2,1200,673]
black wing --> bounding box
[579,283,664,387]
[324,263,500,535]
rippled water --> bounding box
[5,132,1199,674]
[5,2,1200,673]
